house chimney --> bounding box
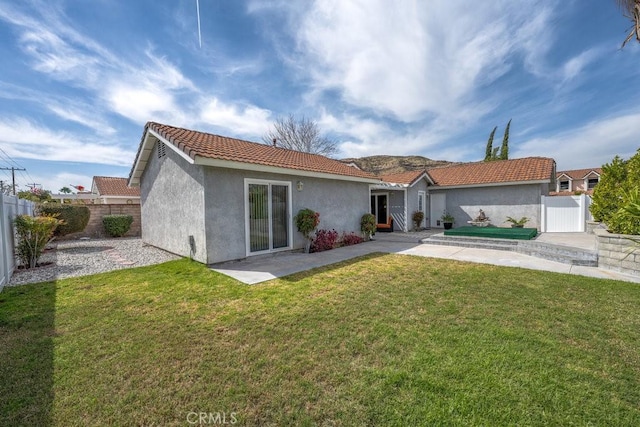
[272,138,277,147]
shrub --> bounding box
[340,232,364,247]
[38,204,90,236]
[590,155,627,223]
[14,215,62,268]
[360,213,376,240]
[311,229,339,253]
[591,150,640,235]
[102,215,133,237]
[294,208,320,239]
[412,211,424,230]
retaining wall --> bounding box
[594,228,640,277]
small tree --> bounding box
[591,156,628,223]
[14,215,61,268]
[500,119,511,160]
[483,120,511,161]
[294,208,320,252]
[39,205,90,237]
[360,213,377,241]
[59,186,73,194]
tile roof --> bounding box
[427,157,555,187]
[556,168,602,180]
[379,170,427,186]
[93,176,140,197]
[144,122,378,180]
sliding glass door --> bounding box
[246,180,291,255]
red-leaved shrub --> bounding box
[311,229,339,253]
[340,232,364,246]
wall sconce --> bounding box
[297,181,304,191]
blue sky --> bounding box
[0,0,638,193]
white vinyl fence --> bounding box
[540,194,592,233]
[0,193,35,290]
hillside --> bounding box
[341,155,454,176]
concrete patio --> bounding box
[211,231,640,285]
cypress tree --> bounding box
[485,126,497,161]
[500,119,511,160]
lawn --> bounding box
[1,255,639,426]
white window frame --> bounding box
[244,178,293,257]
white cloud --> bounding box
[514,113,640,169]
[0,118,135,166]
[199,99,273,137]
[288,0,556,122]
[28,171,94,195]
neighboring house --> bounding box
[371,170,431,231]
[552,168,602,195]
[128,122,380,264]
[426,157,556,229]
[91,176,141,204]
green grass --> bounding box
[1,256,639,426]
[445,225,538,240]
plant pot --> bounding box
[511,224,524,228]
[444,222,453,230]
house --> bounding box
[128,122,380,264]
[553,168,602,195]
[426,157,556,229]
[91,176,141,204]
[370,170,431,231]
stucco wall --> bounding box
[408,180,428,229]
[203,168,371,263]
[430,183,548,229]
[139,143,207,263]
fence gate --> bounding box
[541,195,592,233]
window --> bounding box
[587,178,599,189]
[559,180,569,191]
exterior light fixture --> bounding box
[297,181,303,191]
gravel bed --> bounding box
[8,237,181,286]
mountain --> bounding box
[341,155,455,176]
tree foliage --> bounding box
[18,189,53,203]
[616,0,640,48]
[263,115,338,157]
[484,126,497,161]
[39,204,90,237]
[591,150,640,234]
[484,120,511,161]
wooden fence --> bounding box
[0,194,35,290]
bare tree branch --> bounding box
[262,114,338,157]
[616,0,640,48]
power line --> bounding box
[0,166,26,195]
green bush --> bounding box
[294,208,320,239]
[591,150,640,235]
[14,215,62,268]
[360,213,376,240]
[102,215,133,237]
[38,204,90,237]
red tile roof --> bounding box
[427,157,555,187]
[145,122,377,180]
[93,176,140,197]
[379,170,427,186]
[556,168,602,180]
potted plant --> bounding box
[412,210,425,231]
[441,211,455,230]
[506,216,529,228]
[360,213,377,241]
[294,208,320,253]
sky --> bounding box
[0,0,638,194]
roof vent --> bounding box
[157,141,166,158]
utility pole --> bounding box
[0,166,26,195]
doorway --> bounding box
[245,179,292,255]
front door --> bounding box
[371,193,388,223]
[246,180,291,255]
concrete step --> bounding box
[422,234,598,267]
